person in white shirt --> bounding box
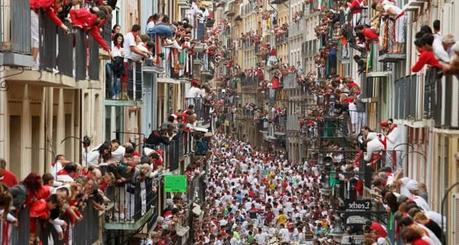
[254,228,268,244]
[51,154,70,179]
[110,139,125,163]
[123,25,150,99]
[279,224,291,242]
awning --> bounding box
[157,77,182,84]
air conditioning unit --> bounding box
[452,193,459,244]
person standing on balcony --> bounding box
[30,0,70,69]
[122,24,150,100]
[109,33,124,99]
[421,22,451,63]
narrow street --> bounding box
[192,134,334,244]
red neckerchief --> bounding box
[387,124,397,134]
[378,134,387,150]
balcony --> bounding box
[1,0,101,86]
[104,178,158,232]
[394,75,421,121]
[8,198,103,244]
[0,0,33,66]
[276,32,289,45]
[273,115,287,136]
[377,19,407,63]
[423,69,459,128]
[185,97,211,126]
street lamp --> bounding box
[440,180,459,244]
[439,152,459,245]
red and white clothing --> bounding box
[412,48,443,72]
[123,32,138,61]
[0,170,18,188]
[69,8,110,51]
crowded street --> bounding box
[0,0,458,244]
[194,134,329,244]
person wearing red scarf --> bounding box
[412,33,443,72]
[69,8,111,52]
[30,0,68,30]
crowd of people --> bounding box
[0,97,213,244]
[364,166,443,245]
[192,134,339,244]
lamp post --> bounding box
[440,180,459,244]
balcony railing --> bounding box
[424,69,459,128]
[105,178,158,231]
[0,0,31,55]
[0,0,100,80]
[424,68,440,122]
[394,75,419,120]
[185,97,210,124]
[275,32,289,45]
[377,18,407,63]
[6,200,103,245]
[273,115,287,134]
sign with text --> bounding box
[344,199,372,212]
[164,175,187,193]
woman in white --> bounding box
[110,33,125,99]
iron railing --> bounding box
[185,97,210,123]
[424,68,441,121]
[0,0,31,54]
[394,75,418,120]
[5,201,102,245]
[105,178,158,225]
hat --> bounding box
[453,41,459,52]
[406,179,418,191]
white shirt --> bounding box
[51,161,63,179]
[111,45,125,58]
[433,34,450,63]
[185,86,203,98]
[123,32,137,61]
[130,43,149,62]
[111,146,126,163]
[279,228,290,242]
[255,232,268,244]
[412,195,431,211]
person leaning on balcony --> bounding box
[69,6,111,52]
[442,41,459,75]
[0,159,18,188]
[122,24,150,98]
[411,33,443,73]
[30,0,70,67]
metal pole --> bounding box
[441,181,459,244]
